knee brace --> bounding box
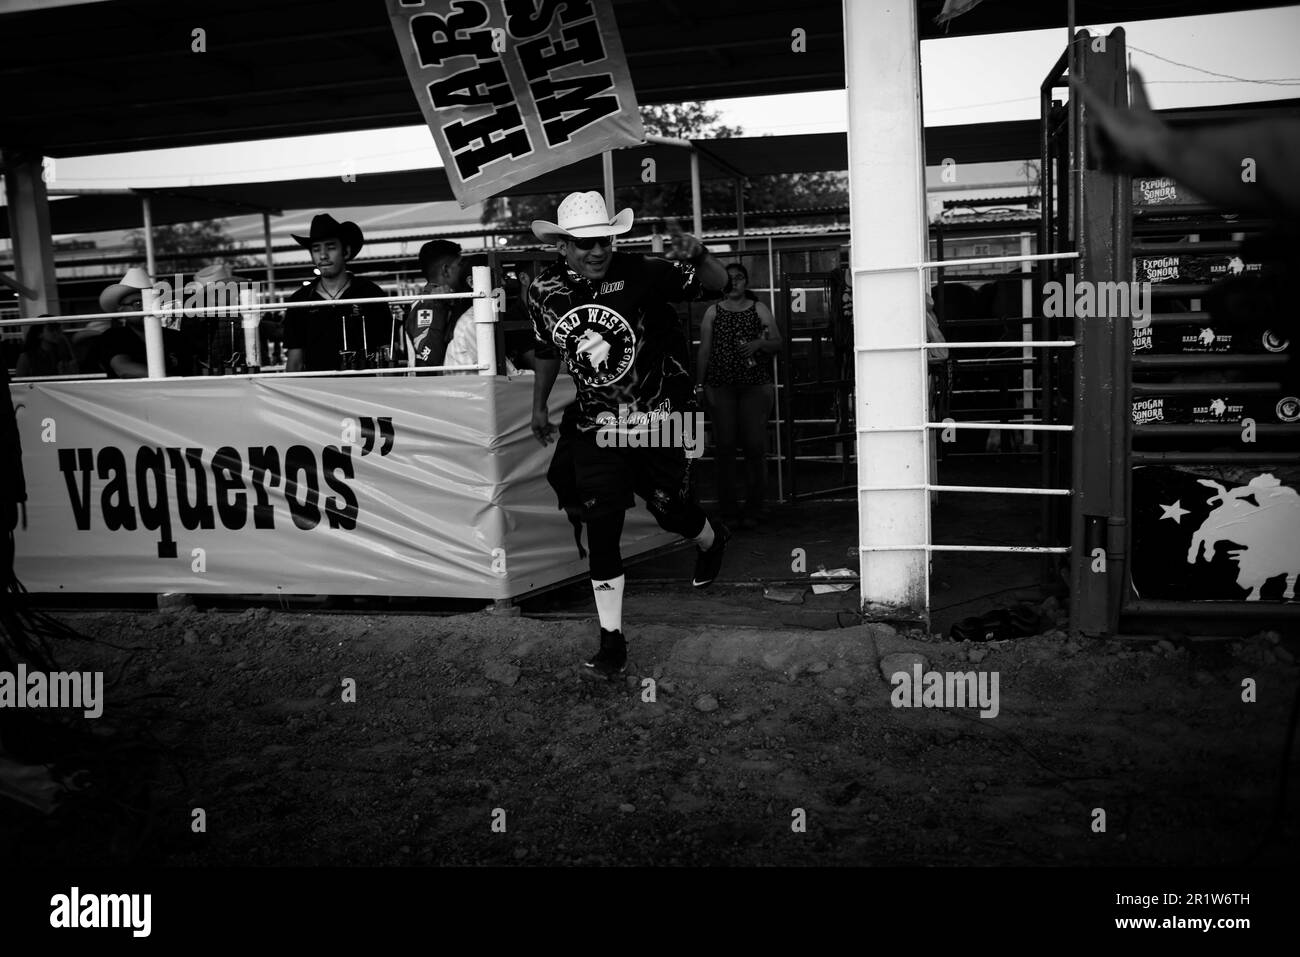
[646,486,705,538]
[585,510,625,581]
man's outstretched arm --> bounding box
[1073,67,1300,219]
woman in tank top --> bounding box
[696,263,782,528]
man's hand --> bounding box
[664,217,704,262]
[531,407,555,445]
[1070,67,1168,175]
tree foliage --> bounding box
[126,219,250,274]
[481,102,846,238]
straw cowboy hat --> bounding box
[531,191,634,243]
[98,266,154,311]
[194,262,235,285]
[292,213,365,259]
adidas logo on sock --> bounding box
[593,582,615,591]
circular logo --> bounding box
[1262,329,1290,353]
[553,304,636,386]
[1277,396,1300,423]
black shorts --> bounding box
[547,427,693,521]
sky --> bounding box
[35,5,1300,193]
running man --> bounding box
[527,191,730,678]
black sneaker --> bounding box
[584,628,627,677]
[692,521,731,588]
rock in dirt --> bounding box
[1156,639,1176,654]
[968,647,988,664]
[807,661,829,674]
[763,586,805,604]
[1275,646,1295,664]
[484,662,521,687]
[880,652,928,682]
[314,680,336,699]
[659,680,677,694]
[618,803,635,813]
[694,694,719,713]
[183,629,200,645]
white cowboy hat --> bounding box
[98,266,154,311]
[194,262,235,285]
[531,191,634,243]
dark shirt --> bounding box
[284,275,393,372]
[404,282,458,367]
[527,252,705,433]
[96,325,194,379]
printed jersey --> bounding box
[404,283,460,367]
[528,253,706,433]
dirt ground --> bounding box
[6,591,1297,868]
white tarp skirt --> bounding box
[9,375,676,598]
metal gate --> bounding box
[781,268,854,500]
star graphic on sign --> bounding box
[1159,500,1191,523]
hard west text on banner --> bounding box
[386,0,645,207]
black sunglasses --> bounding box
[570,235,614,251]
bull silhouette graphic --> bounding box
[1186,474,1300,600]
[1198,327,1217,347]
[1208,398,1227,418]
[574,329,612,374]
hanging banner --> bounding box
[10,376,674,598]
[386,0,645,207]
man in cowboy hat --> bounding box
[92,267,194,378]
[527,190,730,678]
[404,239,464,368]
[284,213,393,372]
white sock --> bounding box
[591,575,625,633]
[691,518,716,551]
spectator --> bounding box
[284,214,392,372]
[15,319,76,377]
[174,262,259,373]
[404,239,464,369]
[94,269,193,379]
[697,262,782,528]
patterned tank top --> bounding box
[705,301,771,386]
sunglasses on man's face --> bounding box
[570,235,614,251]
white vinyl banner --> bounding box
[385,0,645,206]
[10,376,675,598]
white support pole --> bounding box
[690,150,703,238]
[1,149,58,318]
[141,194,157,278]
[472,265,496,376]
[140,285,166,379]
[1020,232,1034,447]
[845,0,930,621]
[240,286,261,369]
[602,151,615,214]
